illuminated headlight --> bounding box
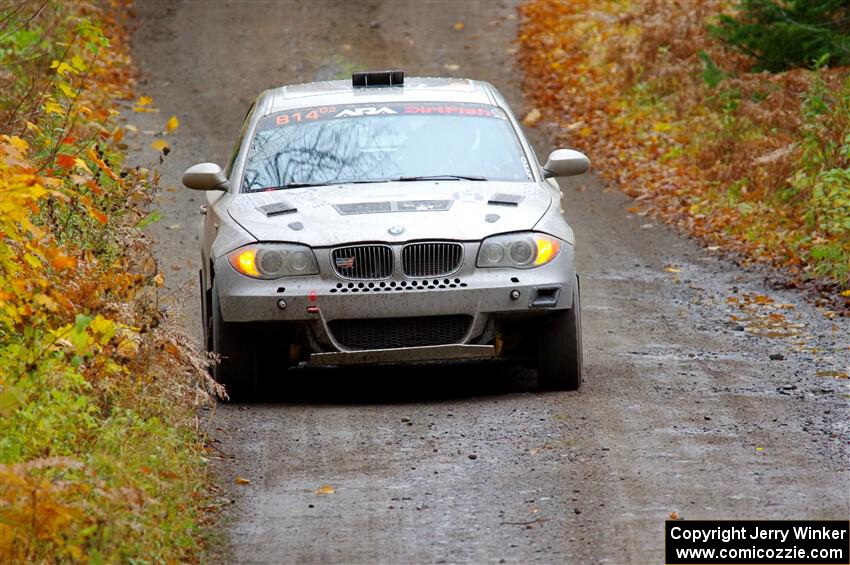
[476,232,562,269]
[227,244,318,279]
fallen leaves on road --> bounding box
[165,115,179,133]
[235,477,251,485]
[315,484,336,495]
[816,370,849,379]
[730,293,805,338]
[522,108,542,127]
[133,95,158,113]
[150,139,170,153]
[517,0,850,308]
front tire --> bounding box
[211,280,259,401]
[200,269,213,352]
[537,275,583,391]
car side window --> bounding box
[225,103,255,178]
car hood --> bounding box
[226,181,553,246]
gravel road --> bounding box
[127,1,849,563]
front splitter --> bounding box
[309,344,496,366]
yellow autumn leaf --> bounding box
[165,115,179,133]
[453,22,465,30]
[74,157,92,174]
[133,95,158,113]
[150,139,169,152]
[44,100,64,116]
[69,54,86,72]
[23,253,42,269]
[57,82,76,99]
[90,315,117,344]
[50,60,77,76]
[841,290,850,298]
[6,135,29,152]
[34,293,59,311]
[664,266,681,273]
[315,484,335,495]
[24,120,42,134]
[235,477,251,485]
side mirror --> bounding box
[543,149,590,178]
[182,163,229,191]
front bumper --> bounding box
[214,241,575,353]
[310,344,496,366]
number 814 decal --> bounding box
[275,106,338,125]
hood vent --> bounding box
[334,202,393,215]
[487,193,523,207]
[334,200,453,215]
[259,202,298,217]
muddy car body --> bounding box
[183,71,589,399]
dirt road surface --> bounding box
[127,1,849,563]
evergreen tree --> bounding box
[712,0,850,71]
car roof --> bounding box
[259,77,502,115]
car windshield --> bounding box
[241,102,532,191]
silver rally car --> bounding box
[182,71,590,399]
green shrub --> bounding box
[712,0,850,72]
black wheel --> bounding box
[537,275,583,391]
[200,269,213,352]
[211,280,258,401]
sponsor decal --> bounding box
[334,106,397,117]
[261,102,507,131]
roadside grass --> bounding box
[1,1,215,562]
[518,0,850,307]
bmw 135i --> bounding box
[182,71,590,400]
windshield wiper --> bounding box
[248,179,389,192]
[396,174,487,182]
[248,175,486,192]
[247,182,333,192]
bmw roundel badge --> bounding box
[388,225,405,235]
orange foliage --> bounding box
[518,0,849,307]
[0,2,215,562]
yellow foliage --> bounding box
[0,458,87,563]
[0,2,213,562]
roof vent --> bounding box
[352,70,404,87]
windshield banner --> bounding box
[258,102,509,130]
